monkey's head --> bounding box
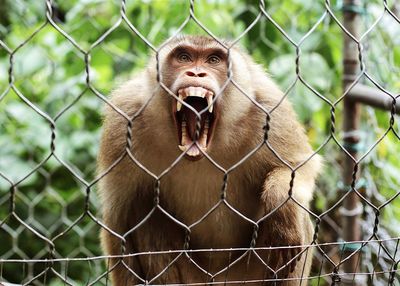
[157,36,255,161]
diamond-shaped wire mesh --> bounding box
[0,0,399,285]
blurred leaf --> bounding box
[14,46,48,77]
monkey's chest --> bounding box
[159,170,263,249]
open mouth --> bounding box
[173,86,217,160]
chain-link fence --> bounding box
[0,0,399,285]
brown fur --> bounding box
[97,36,322,285]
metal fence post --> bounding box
[341,0,363,285]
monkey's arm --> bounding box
[247,66,322,279]
[98,160,152,284]
[258,164,318,279]
[97,75,152,284]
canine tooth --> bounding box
[178,145,187,152]
[177,94,184,111]
[206,94,213,113]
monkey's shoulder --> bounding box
[105,72,155,117]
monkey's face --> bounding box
[163,43,228,161]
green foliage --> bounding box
[0,0,399,285]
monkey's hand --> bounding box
[262,212,305,277]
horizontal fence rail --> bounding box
[0,0,399,285]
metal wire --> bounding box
[0,0,399,285]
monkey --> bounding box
[97,35,322,285]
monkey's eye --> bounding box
[206,55,221,64]
[177,53,192,63]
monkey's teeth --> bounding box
[186,145,201,157]
[178,144,203,156]
[199,119,209,147]
[177,94,184,111]
[188,87,195,97]
[181,120,187,135]
[181,119,192,146]
[179,117,208,156]
[187,87,206,98]
[177,87,214,115]
[194,88,200,98]
[181,119,187,137]
[206,93,214,113]
[178,145,187,152]
[204,118,209,135]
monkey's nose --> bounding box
[185,70,207,78]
